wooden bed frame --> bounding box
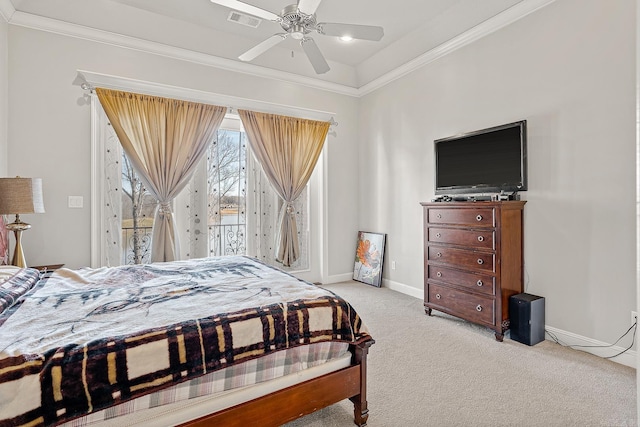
[182,338,375,427]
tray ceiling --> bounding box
[5,0,547,89]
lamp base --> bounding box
[6,218,31,268]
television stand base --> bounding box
[463,195,492,201]
[431,192,520,203]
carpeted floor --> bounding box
[284,281,636,427]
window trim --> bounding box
[90,94,107,268]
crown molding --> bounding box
[0,0,15,22]
[358,0,557,96]
[7,0,556,98]
[8,11,360,97]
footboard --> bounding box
[182,337,375,427]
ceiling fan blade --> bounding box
[300,37,330,74]
[318,23,384,41]
[239,34,288,61]
[297,0,322,15]
[210,0,279,21]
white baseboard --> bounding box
[323,272,354,284]
[544,326,636,369]
[376,279,636,368]
[323,275,426,298]
[381,278,424,300]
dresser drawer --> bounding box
[428,227,494,249]
[427,283,495,326]
[427,208,495,227]
[428,246,495,273]
[427,265,495,295]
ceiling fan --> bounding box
[210,0,384,74]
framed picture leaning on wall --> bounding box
[353,231,385,287]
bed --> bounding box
[0,256,374,427]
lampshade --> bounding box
[0,178,45,215]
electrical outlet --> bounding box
[391,261,396,270]
[632,311,638,325]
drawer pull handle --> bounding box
[436,252,442,258]
[435,294,441,300]
[476,215,483,221]
[435,233,441,238]
[437,213,442,219]
[477,236,484,242]
[476,305,483,312]
[477,280,483,287]
[477,258,484,265]
[436,271,442,278]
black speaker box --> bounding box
[509,293,545,346]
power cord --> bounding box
[545,317,637,359]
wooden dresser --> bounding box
[421,201,526,341]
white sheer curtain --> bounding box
[246,152,309,271]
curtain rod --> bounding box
[80,80,339,135]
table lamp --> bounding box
[0,177,45,267]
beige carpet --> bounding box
[284,281,636,427]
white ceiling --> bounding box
[5,0,541,88]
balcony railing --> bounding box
[122,223,246,264]
[209,223,246,257]
[122,226,153,265]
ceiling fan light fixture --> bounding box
[211,0,384,74]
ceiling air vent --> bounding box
[227,11,261,28]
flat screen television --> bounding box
[434,120,527,196]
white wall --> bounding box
[6,0,637,354]
[0,16,7,176]
[7,26,359,277]
[359,0,636,347]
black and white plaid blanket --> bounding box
[0,256,370,426]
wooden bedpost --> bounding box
[349,338,375,427]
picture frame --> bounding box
[353,231,386,287]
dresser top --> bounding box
[420,200,526,209]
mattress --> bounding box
[63,348,352,426]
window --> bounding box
[119,154,157,265]
[206,128,247,257]
[179,124,248,260]
[95,105,157,267]
[94,102,312,273]
[179,115,310,272]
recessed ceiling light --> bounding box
[339,35,353,42]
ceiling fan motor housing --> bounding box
[280,4,317,36]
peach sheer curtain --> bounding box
[96,88,226,263]
[238,110,329,267]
